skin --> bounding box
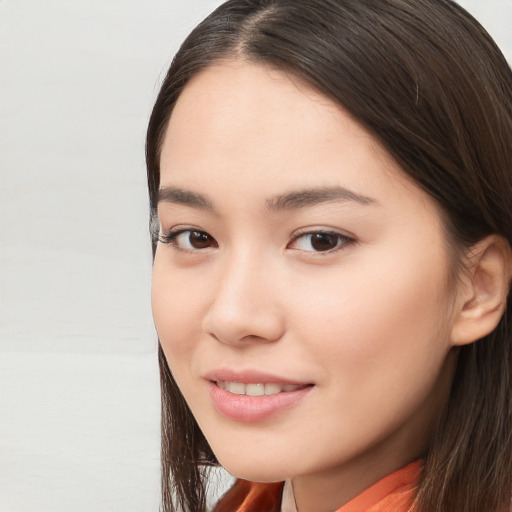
[152,60,466,512]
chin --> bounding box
[215,452,292,483]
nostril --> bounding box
[207,331,221,343]
[201,277,286,345]
[202,306,285,345]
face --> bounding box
[152,60,460,498]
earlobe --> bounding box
[451,235,512,346]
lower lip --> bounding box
[208,381,313,423]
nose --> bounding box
[202,251,285,346]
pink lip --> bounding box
[205,369,314,423]
[204,368,308,386]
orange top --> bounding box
[335,460,421,512]
[214,460,422,512]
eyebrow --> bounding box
[266,186,378,210]
[158,186,215,211]
[157,185,378,212]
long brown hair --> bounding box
[146,1,512,511]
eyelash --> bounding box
[158,228,218,252]
[158,227,355,255]
[288,230,355,254]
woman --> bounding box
[146,1,512,511]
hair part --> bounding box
[146,1,512,511]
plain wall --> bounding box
[1,1,511,511]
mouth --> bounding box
[215,380,309,396]
[207,376,314,422]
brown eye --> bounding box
[159,229,218,251]
[310,233,340,251]
[289,231,353,253]
[188,231,214,249]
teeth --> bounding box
[246,383,265,396]
[228,382,245,395]
[264,383,282,395]
[283,385,301,392]
[216,380,304,396]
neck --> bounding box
[291,452,417,512]
[291,352,456,512]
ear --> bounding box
[451,235,512,346]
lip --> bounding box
[204,368,309,386]
[205,369,314,423]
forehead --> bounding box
[159,59,437,222]
[169,60,341,128]
[164,62,381,174]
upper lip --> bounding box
[204,368,312,386]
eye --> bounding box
[159,229,218,251]
[289,231,353,253]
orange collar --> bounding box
[337,460,422,512]
[215,460,422,512]
[281,460,422,512]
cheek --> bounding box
[151,256,204,367]
[282,257,455,458]
[151,265,211,416]
[290,251,453,382]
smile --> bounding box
[216,380,307,396]
[209,380,314,422]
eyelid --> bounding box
[158,227,186,245]
[158,226,218,252]
[157,223,355,255]
[288,228,355,254]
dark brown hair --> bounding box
[146,1,512,511]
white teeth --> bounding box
[246,383,265,396]
[264,383,282,395]
[227,382,246,395]
[216,380,304,396]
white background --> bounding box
[1,1,511,511]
